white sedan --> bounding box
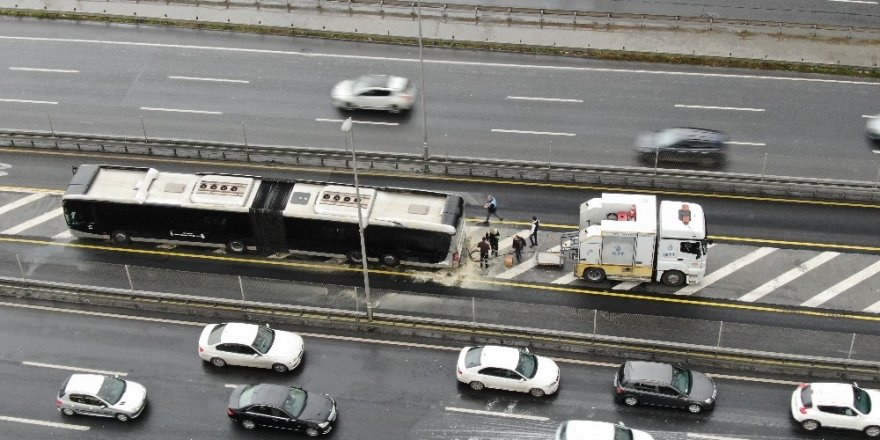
[556,421,654,440]
[331,75,416,113]
[456,345,560,397]
[791,382,880,437]
[198,322,304,373]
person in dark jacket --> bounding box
[512,235,526,263]
[477,236,491,269]
[487,228,501,257]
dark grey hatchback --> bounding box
[228,383,337,436]
[635,127,729,168]
[613,361,716,413]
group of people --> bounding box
[477,195,540,269]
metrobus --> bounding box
[62,164,466,267]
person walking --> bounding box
[487,228,500,257]
[477,236,491,269]
[512,235,526,263]
[483,194,503,225]
[529,216,540,247]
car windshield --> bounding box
[283,388,309,418]
[96,377,127,405]
[671,366,692,394]
[854,386,872,414]
[614,425,634,440]
[252,326,275,354]
[238,384,257,406]
[516,351,539,379]
[464,347,483,368]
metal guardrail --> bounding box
[3,129,880,202]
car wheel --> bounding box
[529,388,545,397]
[687,403,703,414]
[241,419,256,430]
[305,427,321,437]
[381,254,400,267]
[111,230,130,244]
[469,381,485,391]
[61,408,75,416]
[388,105,400,114]
[623,396,638,406]
[344,102,355,111]
[272,363,289,373]
[661,270,686,287]
[115,413,130,422]
[866,426,880,437]
[801,419,820,431]
[226,239,246,254]
[211,357,227,368]
[584,268,606,283]
[347,250,363,264]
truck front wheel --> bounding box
[661,270,686,286]
[583,268,606,283]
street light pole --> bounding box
[416,0,429,161]
[341,118,373,321]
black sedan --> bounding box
[613,360,716,413]
[227,383,337,436]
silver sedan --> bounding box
[56,374,147,421]
[331,75,416,113]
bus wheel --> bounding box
[226,240,246,254]
[347,250,363,264]
[661,270,686,286]
[111,230,130,244]
[584,268,606,283]
[380,254,400,267]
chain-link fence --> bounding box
[5,252,880,362]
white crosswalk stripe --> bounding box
[496,242,561,280]
[675,247,778,296]
[3,207,64,234]
[53,230,73,239]
[802,260,880,308]
[612,281,641,290]
[0,193,46,215]
[738,252,839,303]
[551,273,578,284]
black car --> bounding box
[227,383,337,436]
[635,127,728,168]
[613,361,716,413]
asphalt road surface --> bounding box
[1,19,878,181]
[0,301,870,440]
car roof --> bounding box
[624,361,673,385]
[64,374,107,395]
[244,383,293,407]
[560,420,617,439]
[477,346,521,370]
[660,127,727,143]
[356,75,407,91]
[809,383,856,407]
[219,323,259,345]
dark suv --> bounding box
[635,128,728,168]
[613,361,717,413]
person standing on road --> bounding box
[483,195,503,225]
[487,228,500,257]
[529,216,540,247]
[477,236,491,269]
[512,235,526,263]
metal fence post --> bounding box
[848,333,857,360]
[716,321,724,348]
[760,152,769,181]
[471,297,476,329]
[592,309,598,334]
[16,254,25,281]
[354,286,360,315]
[139,116,148,142]
[238,276,246,304]
[124,264,134,291]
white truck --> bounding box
[567,193,708,286]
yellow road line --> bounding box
[4,147,880,209]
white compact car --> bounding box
[868,114,880,142]
[56,374,147,422]
[791,382,880,437]
[331,75,416,113]
[456,345,560,397]
[556,421,654,440]
[198,322,304,373]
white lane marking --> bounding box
[611,281,641,290]
[873,150,880,154]
[727,141,767,146]
[0,415,89,431]
[169,75,250,83]
[803,260,880,308]
[552,273,578,284]
[0,98,58,105]
[507,96,583,103]
[53,230,73,239]
[706,373,800,386]
[3,208,64,234]
[445,406,549,421]
[22,361,127,376]
[674,104,765,112]
[687,433,749,440]
[140,107,222,115]
[0,193,47,216]
[9,67,79,73]
[676,247,778,296]
[738,252,840,302]
[491,128,576,137]
[0,301,205,326]
[864,115,878,118]
[224,384,239,388]
[315,118,399,126]
[496,241,564,279]
[1,36,878,86]
[829,0,878,4]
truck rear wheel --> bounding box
[661,270,686,286]
[583,268,606,283]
